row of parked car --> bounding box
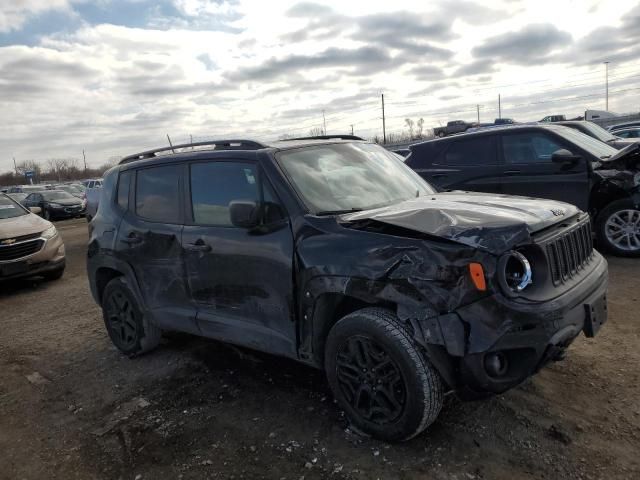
[0,179,103,284]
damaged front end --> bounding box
[297,195,608,399]
[592,143,640,205]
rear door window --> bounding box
[439,136,498,166]
[135,165,181,223]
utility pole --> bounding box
[13,156,18,175]
[604,61,610,111]
[167,134,175,153]
[476,104,481,123]
[82,149,87,174]
[350,124,354,135]
[498,94,501,119]
[322,110,326,135]
[381,93,386,144]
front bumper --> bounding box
[0,233,66,280]
[430,251,608,396]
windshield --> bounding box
[578,122,617,142]
[554,127,618,159]
[277,143,436,214]
[0,195,27,219]
[43,191,76,201]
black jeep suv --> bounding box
[88,137,608,442]
[406,124,640,256]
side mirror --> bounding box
[551,149,581,164]
[229,200,259,228]
[29,206,41,214]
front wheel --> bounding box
[43,208,51,220]
[596,199,640,257]
[325,308,443,442]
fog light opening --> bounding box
[485,352,509,378]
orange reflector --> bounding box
[468,263,486,291]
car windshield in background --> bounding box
[43,191,76,201]
[555,127,618,159]
[0,195,27,219]
[277,143,436,214]
[580,122,617,142]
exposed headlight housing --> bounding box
[499,250,533,294]
[41,225,58,239]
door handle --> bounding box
[503,170,521,176]
[185,241,211,253]
[121,234,142,245]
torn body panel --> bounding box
[296,206,607,396]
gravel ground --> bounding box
[0,219,638,480]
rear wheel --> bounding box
[596,199,640,257]
[101,277,161,356]
[437,131,445,138]
[325,308,443,442]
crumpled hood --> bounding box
[0,212,51,238]
[341,192,580,254]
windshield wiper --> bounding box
[316,208,364,216]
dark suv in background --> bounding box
[406,124,640,256]
[87,137,608,441]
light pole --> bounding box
[604,61,610,111]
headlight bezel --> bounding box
[41,225,58,239]
[498,249,534,296]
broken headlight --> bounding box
[498,250,532,294]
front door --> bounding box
[115,164,198,334]
[181,160,296,357]
[499,131,590,210]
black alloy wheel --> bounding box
[336,335,406,424]
[101,277,161,356]
[325,308,444,442]
[104,288,139,352]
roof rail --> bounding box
[119,139,267,164]
[279,134,364,142]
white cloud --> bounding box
[0,0,75,33]
[0,0,639,171]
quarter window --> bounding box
[502,133,565,164]
[117,171,132,210]
[135,165,181,223]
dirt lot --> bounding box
[0,219,638,480]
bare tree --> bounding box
[405,118,415,139]
[416,118,424,139]
[309,126,325,136]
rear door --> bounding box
[499,130,590,210]
[409,135,503,193]
[115,163,198,334]
[181,159,296,357]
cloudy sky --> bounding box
[1,0,640,171]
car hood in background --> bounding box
[341,192,580,254]
[48,198,82,206]
[0,212,51,238]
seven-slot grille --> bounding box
[0,238,44,262]
[547,219,593,285]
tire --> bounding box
[43,266,65,281]
[43,209,51,220]
[324,307,443,442]
[595,199,640,257]
[101,277,161,356]
[437,131,445,138]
